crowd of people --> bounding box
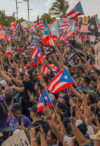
[0,23,100,146]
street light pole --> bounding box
[16,0,18,20]
[15,0,22,20]
[27,0,30,21]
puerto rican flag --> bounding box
[48,68,74,93]
[41,64,49,76]
[49,64,59,74]
[37,94,44,112]
[31,44,41,65]
[37,89,52,112]
[27,40,38,49]
[67,2,84,20]
[10,21,16,30]
[37,19,45,30]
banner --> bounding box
[1,130,30,146]
[80,25,88,32]
[95,42,100,70]
[82,16,88,24]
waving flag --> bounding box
[49,19,60,38]
[31,44,41,65]
[48,68,74,93]
[49,64,59,74]
[10,21,16,30]
[42,89,52,107]
[37,19,45,30]
[28,32,32,42]
[37,94,44,112]
[42,21,51,46]
[27,40,38,49]
[33,16,39,27]
[67,20,76,36]
[67,2,84,20]
[41,64,49,76]
[37,89,52,112]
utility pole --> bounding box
[27,0,32,21]
[15,0,22,20]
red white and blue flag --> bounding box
[37,19,45,30]
[48,68,74,93]
[37,89,52,112]
[49,64,59,74]
[27,40,38,49]
[31,43,41,65]
[41,64,49,76]
[10,21,16,30]
[67,2,84,20]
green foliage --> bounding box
[49,0,69,18]
[0,11,24,26]
[40,13,55,23]
[16,18,25,23]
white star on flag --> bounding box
[90,25,95,29]
[64,75,68,80]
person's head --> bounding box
[76,64,84,75]
[69,97,76,106]
[11,103,22,117]
[56,102,66,113]
[23,73,31,81]
[29,105,42,120]
[47,130,57,145]
[90,70,97,78]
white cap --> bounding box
[0,80,7,88]
[75,120,83,127]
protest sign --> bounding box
[82,16,88,25]
[80,25,88,33]
[1,130,30,146]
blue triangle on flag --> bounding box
[59,68,74,83]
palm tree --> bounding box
[49,0,69,18]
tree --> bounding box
[41,13,55,23]
[49,0,69,18]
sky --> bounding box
[0,0,100,21]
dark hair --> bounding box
[57,102,67,112]
[78,123,87,135]
[49,130,57,142]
